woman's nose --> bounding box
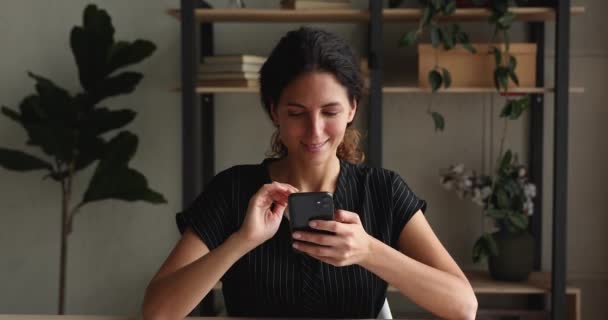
[307,114,323,138]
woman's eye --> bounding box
[287,112,304,117]
[324,112,339,117]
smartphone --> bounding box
[287,192,335,235]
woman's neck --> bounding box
[270,156,340,193]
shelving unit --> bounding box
[187,84,584,94]
[176,1,580,319]
[168,6,585,23]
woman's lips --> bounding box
[302,140,327,152]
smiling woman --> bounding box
[142,27,477,320]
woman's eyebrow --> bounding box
[286,102,342,108]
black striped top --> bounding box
[177,158,427,318]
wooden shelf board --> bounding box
[167,7,584,23]
[183,85,584,94]
[383,86,585,94]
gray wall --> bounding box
[0,0,605,318]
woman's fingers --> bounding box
[292,231,340,247]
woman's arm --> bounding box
[142,181,298,320]
[360,210,478,320]
[294,209,477,320]
[142,228,254,320]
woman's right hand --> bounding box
[237,182,299,248]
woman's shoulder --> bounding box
[342,159,401,184]
[208,159,270,187]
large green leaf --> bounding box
[18,95,45,123]
[70,5,115,90]
[106,40,156,75]
[83,166,166,204]
[97,131,138,171]
[0,148,53,171]
[1,106,21,124]
[74,135,106,172]
[27,72,75,124]
[81,108,136,136]
[89,72,143,104]
[23,124,76,162]
[82,131,165,204]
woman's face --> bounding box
[271,71,357,165]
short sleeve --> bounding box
[176,168,235,250]
[390,172,427,246]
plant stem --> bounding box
[59,171,68,315]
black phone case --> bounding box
[287,192,335,234]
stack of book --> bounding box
[280,0,352,10]
[198,55,266,87]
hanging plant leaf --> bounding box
[486,209,510,219]
[430,111,445,131]
[443,0,456,15]
[430,24,442,48]
[0,148,53,171]
[508,69,520,86]
[442,27,455,50]
[442,68,452,88]
[492,47,502,66]
[398,30,419,47]
[473,233,499,263]
[428,70,443,92]
[508,55,517,71]
[422,6,434,26]
[508,213,529,230]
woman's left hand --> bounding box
[292,209,373,267]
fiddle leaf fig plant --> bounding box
[0,4,164,314]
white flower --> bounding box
[481,186,492,199]
[452,163,465,174]
[523,200,534,216]
[441,179,454,190]
[472,188,485,207]
[524,184,536,198]
[518,167,527,177]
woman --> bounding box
[143,27,477,320]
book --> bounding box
[203,55,266,65]
[199,63,262,73]
[198,72,259,80]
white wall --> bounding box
[0,0,605,318]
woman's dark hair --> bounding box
[259,27,365,164]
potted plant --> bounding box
[440,148,537,281]
[0,5,165,314]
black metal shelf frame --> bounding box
[179,1,571,319]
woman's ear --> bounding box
[270,104,279,127]
[347,100,357,123]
